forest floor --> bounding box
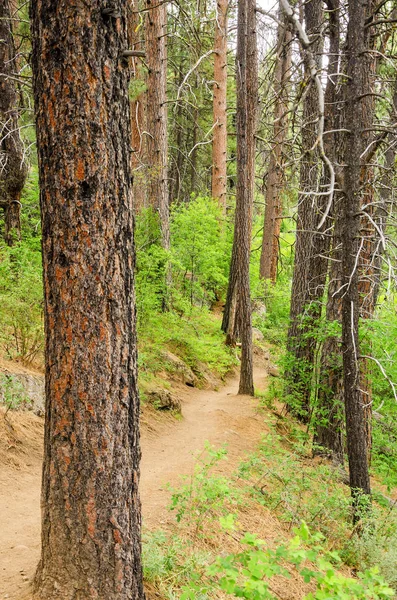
[0,361,270,600]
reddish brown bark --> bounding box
[260,7,291,282]
[0,0,27,246]
[212,0,228,212]
[31,2,144,598]
[222,0,257,396]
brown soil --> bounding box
[0,357,44,378]
[0,364,272,600]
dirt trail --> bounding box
[0,365,268,600]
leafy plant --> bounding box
[0,241,44,365]
[182,522,394,600]
[142,530,210,600]
[170,196,232,307]
[169,443,241,534]
[0,374,31,414]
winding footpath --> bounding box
[0,365,268,600]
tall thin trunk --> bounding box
[356,23,390,462]
[314,199,345,463]
[285,0,324,421]
[145,0,170,249]
[222,0,257,396]
[169,61,185,203]
[31,2,144,597]
[260,6,291,282]
[190,76,200,193]
[314,1,389,463]
[130,1,146,213]
[342,0,373,514]
[313,0,344,462]
[212,0,228,212]
[0,0,27,246]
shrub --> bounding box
[182,522,394,600]
[0,241,43,365]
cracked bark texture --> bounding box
[31,1,144,598]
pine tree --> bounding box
[31,2,145,596]
[222,0,257,396]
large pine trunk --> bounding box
[260,6,291,282]
[212,0,228,212]
[31,2,144,598]
[222,0,257,396]
[0,0,27,246]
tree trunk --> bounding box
[145,0,170,250]
[222,0,257,396]
[285,0,324,422]
[312,0,345,461]
[0,0,27,246]
[212,0,228,212]
[342,0,373,515]
[169,60,185,203]
[260,6,291,282]
[314,199,345,464]
[31,2,144,598]
[190,76,200,193]
[130,1,147,214]
[356,23,390,462]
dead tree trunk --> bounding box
[0,0,27,246]
[314,1,390,463]
[212,0,228,212]
[145,0,170,250]
[312,0,345,462]
[222,0,257,396]
[341,0,373,514]
[314,199,345,463]
[356,21,391,462]
[260,6,291,282]
[31,2,144,597]
[284,0,324,421]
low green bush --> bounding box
[182,521,394,600]
[0,241,43,364]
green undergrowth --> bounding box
[251,251,397,496]
[0,192,236,404]
[138,307,237,396]
[135,197,236,398]
[143,421,397,599]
